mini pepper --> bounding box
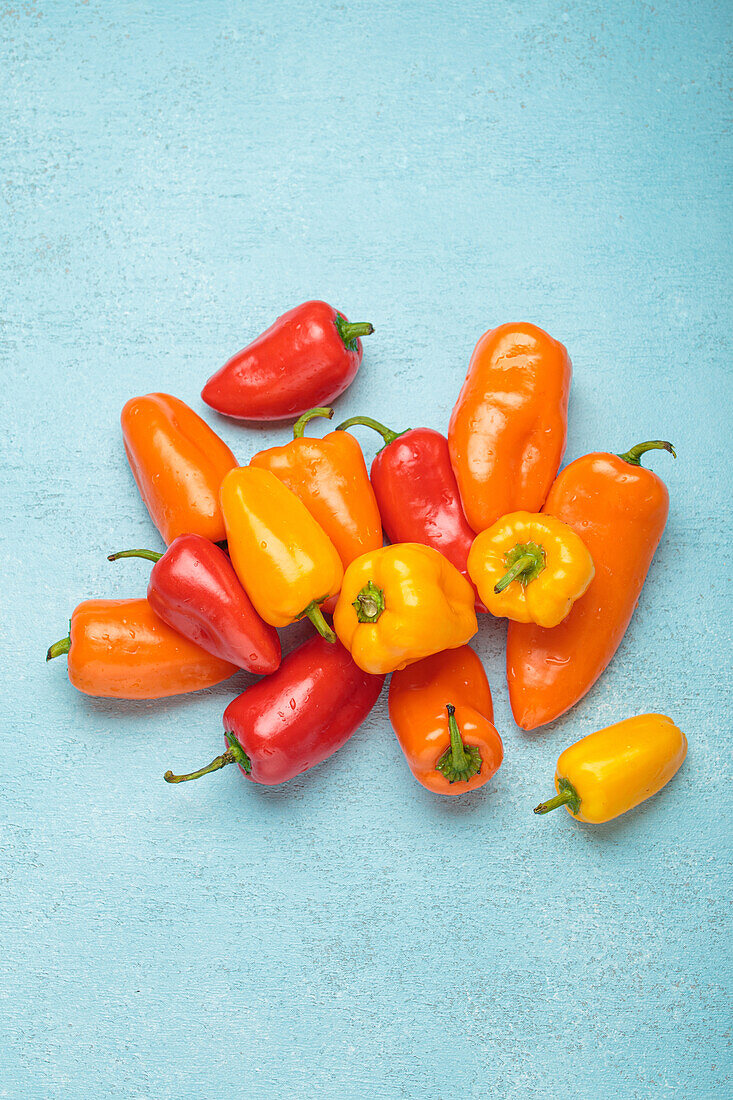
[468,512,594,628]
[202,300,374,421]
[249,407,383,571]
[389,647,503,794]
[121,393,237,545]
[220,466,343,641]
[46,598,237,699]
[107,534,281,673]
[534,714,687,824]
[333,543,478,675]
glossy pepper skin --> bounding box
[336,416,484,610]
[468,511,594,628]
[107,535,281,674]
[507,441,675,730]
[201,301,374,421]
[333,543,478,675]
[534,714,687,824]
[121,393,237,545]
[250,408,383,571]
[46,598,237,699]
[448,323,571,533]
[220,466,343,641]
[164,636,385,787]
[389,647,503,794]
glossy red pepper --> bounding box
[107,534,281,674]
[164,636,385,787]
[201,301,374,421]
[335,416,485,610]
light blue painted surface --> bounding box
[2,2,731,1097]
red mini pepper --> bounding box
[108,534,281,674]
[335,415,485,609]
[201,301,374,421]
[164,636,385,786]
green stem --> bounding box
[534,776,581,816]
[293,407,334,438]
[435,704,482,784]
[335,415,404,448]
[617,440,676,467]
[334,314,374,351]
[107,548,163,563]
[352,580,385,623]
[494,553,536,594]
[46,636,71,662]
[302,601,337,643]
[164,733,251,784]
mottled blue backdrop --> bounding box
[2,2,731,1097]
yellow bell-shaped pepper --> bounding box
[534,714,687,824]
[467,511,594,628]
[333,543,478,674]
[220,467,343,641]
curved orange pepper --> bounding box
[46,598,237,699]
[448,323,571,532]
[121,393,237,544]
[249,408,383,570]
[389,647,502,794]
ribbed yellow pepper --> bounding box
[534,714,687,824]
[333,543,478,674]
[467,511,594,628]
[220,467,343,641]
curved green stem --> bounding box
[534,776,581,816]
[435,704,482,783]
[293,407,334,438]
[302,601,337,643]
[352,580,385,623]
[617,440,676,467]
[494,541,546,593]
[107,548,163,563]
[46,636,70,662]
[335,415,404,449]
[334,314,374,351]
[494,553,535,594]
[164,733,251,784]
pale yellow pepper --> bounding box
[534,714,688,824]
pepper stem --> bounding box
[334,314,374,351]
[293,407,334,438]
[617,440,676,467]
[352,580,386,623]
[335,415,404,448]
[435,704,483,783]
[534,776,581,816]
[46,636,71,661]
[107,549,164,563]
[164,733,251,784]
[302,600,337,643]
[494,541,546,593]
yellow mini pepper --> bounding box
[534,713,687,824]
[333,543,478,675]
[467,511,594,628]
[220,467,343,641]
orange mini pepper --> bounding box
[46,598,237,698]
[468,512,594,628]
[333,543,477,674]
[121,393,237,544]
[534,714,687,824]
[389,647,503,794]
[448,323,571,532]
[249,407,383,571]
[220,466,343,641]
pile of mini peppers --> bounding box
[47,302,687,823]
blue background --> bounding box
[2,2,731,1097]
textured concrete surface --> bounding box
[2,2,731,1097]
